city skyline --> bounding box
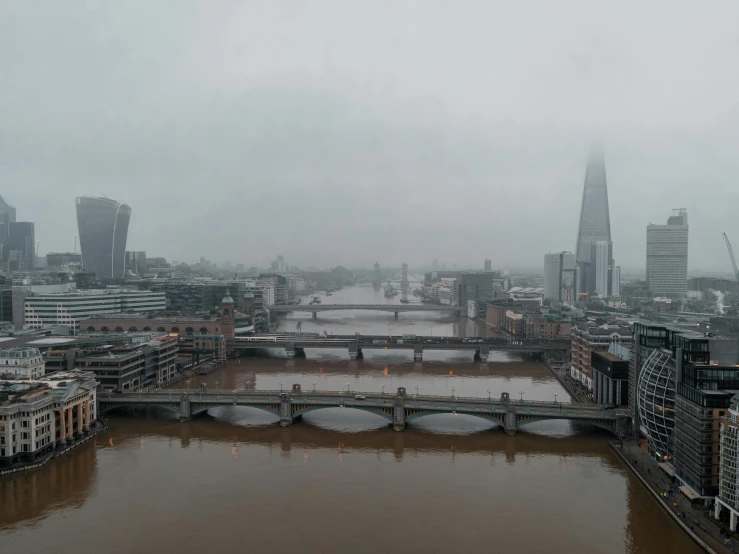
[1,3,738,271]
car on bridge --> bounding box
[354,395,366,400]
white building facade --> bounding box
[22,290,166,332]
[0,348,45,379]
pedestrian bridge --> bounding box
[99,388,630,437]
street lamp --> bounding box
[554,393,558,404]
[519,391,524,401]
[451,387,455,400]
[487,389,492,400]
[214,380,219,393]
[186,379,191,393]
[346,382,350,393]
[280,381,284,392]
[389,323,393,338]
[415,385,419,397]
[312,382,317,393]
[381,384,385,395]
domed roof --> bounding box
[243,291,254,299]
[221,289,234,304]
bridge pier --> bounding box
[294,347,306,359]
[285,345,295,359]
[179,393,192,421]
[312,312,317,320]
[413,344,423,362]
[393,389,406,431]
[394,312,398,320]
[348,345,363,361]
[504,404,517,436]
[279,394,292,427]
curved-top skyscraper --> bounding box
[76,197,131,280]
[575,144,613,295]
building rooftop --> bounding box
[0,347,41,358]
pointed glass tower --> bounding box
[575,144,611,263]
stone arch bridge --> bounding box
[100,387,630,437]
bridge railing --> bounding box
[105,389,594,406]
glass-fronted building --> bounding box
[76,197,131,280]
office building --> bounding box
[647,209,689,297]
[8,222,35,271]
[544,252,576,302]
[484,259,492,271]
[20,289,166,331]
[125,251,147,276]
[0,370,98,466]
[0,194,16,263]
[575,144,612,294]
[0,347,45,379]
[718,395,739,530]
[74,335,178,390]
[75,196,131,280]
[46,252,83,271]
[674,353,739,501]
[570,322,632,389]
[592,349,629,406]
[592,241,611,297]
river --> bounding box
[0,284,701,553]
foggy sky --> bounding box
[1,1,738,273]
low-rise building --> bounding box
[0,370,98,467]
[74,335,179,391]
[20,289,166,332]
[570,322,632,389]
[0,347,45,379]
[591,350,628,406]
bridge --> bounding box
[228,334,570,361]
[99,387,629,437]
[267,303,463,320]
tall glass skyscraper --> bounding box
[575,144,614,295]
[76,197,131,280]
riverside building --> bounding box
[0,370,98,467]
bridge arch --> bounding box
[101,326,109,334]
[292,405,393,422]
[200,327,209,335]
[129,326,138,332]
[185,327,194,336]
[190,404,280,418]
[115,326,124,333]
[100,403,182,417]
[143,326,152,332]
[405,410,505,428]
[157,327,166,333]
[516,417,616,435]
[86,326,95,333]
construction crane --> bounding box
[723,232,739,284]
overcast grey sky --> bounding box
[1,1,738,273]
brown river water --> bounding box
[0,285,701,553]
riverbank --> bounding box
[0,421,108,477]
[611,440,734,554]
[543,359,586,403]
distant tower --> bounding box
[647,209,689,297]
[401,263,409,290]
[243,291,256,326]
[574,145,613,295]
[373,262,381,290]
[221,289,235,341]
[484,258,492,272]
[76,196,131,280]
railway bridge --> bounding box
[99,387,629,437]
[227,334,571,361]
